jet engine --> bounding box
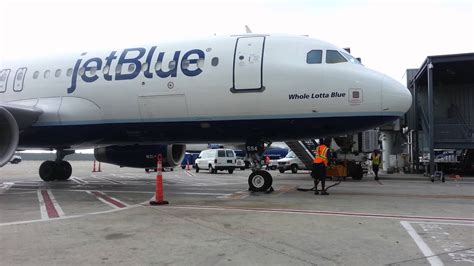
[94,144,186,168]
[0,107,19,167]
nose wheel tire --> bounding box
[248,170,273,192]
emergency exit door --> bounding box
[232,36,265,92]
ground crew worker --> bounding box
[371,149,381,180]
[311,139,330,195]
[264,155,271,170]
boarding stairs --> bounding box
[284,140,317,169]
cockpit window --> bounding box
[306,50,322,64]
[326,50,348,64]
[341,50,362,65]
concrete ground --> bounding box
[1,161,473,265]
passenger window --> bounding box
[128,64,136,72]
[78,68,85,76]
[181,60,190,69]
[217,150,226,157]
[211,57,219,66]
[306,50,322,64]
[17,72,23,80]
[197,58,204,68]
[326,50,348,64]
[142,62,148,72]
[103,65,110,75]
[90,67,97,75]
[66,68,73,77]
[168,61,176,70]
[44,70,51,78]
[226,150,234,157]
[33,71,39,79]
[115,64,122,74]
[55,69,61,78]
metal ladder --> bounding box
[284,140,317,169]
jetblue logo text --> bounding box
[67,47,205,93]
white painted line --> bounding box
[85,190,128,209]
[408,221,474,226]
[37,190,48,220]
[90,174,124,184]
[400,221,444,266]
[0,182,14,194]
[185,171,195,177]
[47,190,65,217]
[71,176,88,185]
[0,201,148,227]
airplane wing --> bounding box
[0,103,43,130]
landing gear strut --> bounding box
[39,149,74,181]
[245,140,273,192]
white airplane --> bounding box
[0,33,411,191]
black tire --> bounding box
[145,168,150,173]
[195,165,199,173]
[209,165,214,174]
[279,169,285,173]
[351,164,364,180]
[290,164,298,174]
[39,161,56,181]
[56,161,72,181]
[240,167,245,170]
[228,169,234,174]
[248,170,273,192]
[181,166,185,169]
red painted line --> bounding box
[41,190,59,218]
[92,191,126,208]
[170,205,474,223]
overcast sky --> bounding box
[0,0,473,84]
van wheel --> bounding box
[209,165,214,174]
[279,169,285,173]
[228,169,234,174]
[248,170,273,192]
[195,165,199,173]
[291,164,298,173]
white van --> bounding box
[195,149,237,174]
[277,151,307,173]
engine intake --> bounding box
[94,144,186,168]
[0,107,19,167]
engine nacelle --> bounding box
[94,144,186,168]
[0,107,19,167]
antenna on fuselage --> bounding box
[245,25,252,33]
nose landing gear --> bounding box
[245,140,274,192]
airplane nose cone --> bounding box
[382,76,412,115]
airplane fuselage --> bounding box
[0,34,411,149]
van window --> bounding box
[226,150,234,157]
[217,150,226,157]
[306,50,322,64]
[326,50,348,64]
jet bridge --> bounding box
[406,53,474,174]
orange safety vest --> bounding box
[314,144,329,166]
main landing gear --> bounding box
[245,140,274,192]
[39,149,74,181]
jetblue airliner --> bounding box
[0,34,411,191]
